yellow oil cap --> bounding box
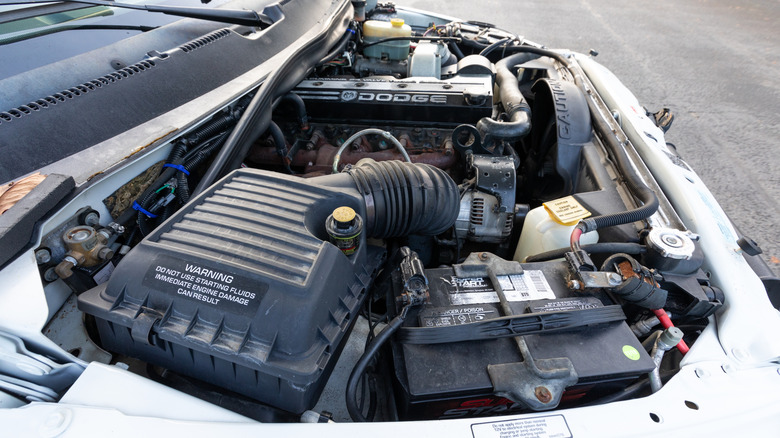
[390,18,405,27]
[332,206,357,225]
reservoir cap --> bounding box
[332,206,356,229]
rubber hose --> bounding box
[525,243,646,263]
[278,93,308,129]
[448,41,464,60]
[347,160,460,238]
[491,45,660,232]
[475,52,538,141]
[267,122,288,156]
[191,0,353,197]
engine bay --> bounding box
[26,10,727,423]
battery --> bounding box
[391,260,656,420]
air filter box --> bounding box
[79,161,459,414]
[78,168,385,414]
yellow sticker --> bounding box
[542,196,591,226]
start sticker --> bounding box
[542,196,591,226]
[471,415,572,438]
[445,271,556,306]
[142,256,266,315]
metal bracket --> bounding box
[454,251,523,277]
[483,263,578,410]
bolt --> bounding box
[83,211,100,227]
[568,280,582,290]
[534,386,552,403]
[608,273,622,286]
[43,267,59,282]
[35,248,52,264]
[478,252,489,261]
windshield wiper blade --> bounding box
[0,0,273,28]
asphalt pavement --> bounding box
[406,0,780,276]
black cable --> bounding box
[582,369,677,406]
[346,305,410,422]
[134,142,187,235]
[176,131,231,203]
[525,243,646,263]
[361,36,459,49]
[317,27,355,66]
[479,37,513,57]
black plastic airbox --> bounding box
[79,168,385,413]
[79,161,459,413]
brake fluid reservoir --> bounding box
[363,18,412,60]
[513,204,599,262]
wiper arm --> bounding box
[1,24,157,46]
[0,0,274,28]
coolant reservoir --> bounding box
[513,203,599,262]
[363,18,412,60]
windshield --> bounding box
[0,0,232,79]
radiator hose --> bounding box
[476,52,538,142]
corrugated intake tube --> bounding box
[346,160,460,238]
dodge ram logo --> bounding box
[340,90,358,101]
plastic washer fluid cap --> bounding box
[391,18,405,27]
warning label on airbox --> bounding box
[143,256,266,315]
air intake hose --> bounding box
[346,160,459,238]
[313,160,459,238]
